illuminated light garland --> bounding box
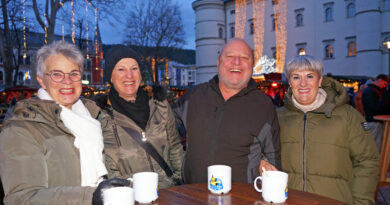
[62,24,64,41]
[234,0,246,39]
[85,0,89,59]
[152,58,156,83]
[44,13,47,44]
[252,0,265,65]
[71,0,75,44]
[23,0,26,58]
[272,0,287,73]
[95,7,98,70]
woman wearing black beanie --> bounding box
[92,45,184,188]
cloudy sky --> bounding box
[99,0,196,50]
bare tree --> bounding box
[32,0,124,44]
[0,0,25,88]
[124,0,185,84]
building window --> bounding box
[346,3,355,17]
[325,7,333,21]
[25,55,31,65]
[298,48,306,55]
[250,22,254,35]
[218,27,224,39]
[384,0,390,11]
[230,10,235,14]
[272,47,281,61]
[272,0,278,5]
[0,71,3,82]
[18,72,23,81]
[230,26,235,38]
[271,14,278,31]
[324,3,334,22]
[19,56,24,64]
[325,44,334,58]
[296,43,307,55]
[347,41,357,56]
[296,14,303,27]
[347,3,355,18]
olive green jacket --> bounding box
[0,98,107,205]
[278,77,380,204]
[94,95,184,188]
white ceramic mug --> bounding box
[253,171,288,203]
[103,187,134,205]
[128,172,158,203]
[207,165,231,194]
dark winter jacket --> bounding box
[174,75,281,184]
[362,84,384,122]
[92,92,184,189]
[0,98,106,205]
[278,77,379,204]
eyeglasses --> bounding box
[45,70,82,82]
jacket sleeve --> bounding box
[0,125,95,205]
[256,101,281,170]
[347,106,380,205]
[166,103,185,182]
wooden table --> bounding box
[374,115,390,197]
[146,183,345,205]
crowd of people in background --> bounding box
[0,38,387,204]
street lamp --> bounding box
[385,40,390,75]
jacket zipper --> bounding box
[302,113,307,191]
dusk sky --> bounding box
[99,0,196,50]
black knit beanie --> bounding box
[104,45,141,83]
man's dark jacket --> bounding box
[173,75,281,184]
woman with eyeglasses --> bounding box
[0,41,128,204]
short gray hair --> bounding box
[285,55,323,79]
[36,41,84,78]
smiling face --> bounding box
[217,39,253,92]
[289,69,323,105]
[110,58,141,101]
[37,54,82,109]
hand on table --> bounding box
[259,160,278,175]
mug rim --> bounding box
[208,165,231,169]
[133,171,158,177]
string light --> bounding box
[85,0,89,59]
[234,0,246,39]
[23,0,27,58]
[62,24,64,41]
[272,0,287,73]
[44,13,47,44]
[95,7,98,70]
[71,0,75,44]
[252,0,265,65]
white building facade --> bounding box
[192,0,390,84]
[157,61,196,86]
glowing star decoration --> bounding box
[253,55,277,77]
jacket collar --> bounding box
[284,76,349,117]
[209,75,258,100]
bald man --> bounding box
[174,38,281,184]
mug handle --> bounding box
[253,176,263,192]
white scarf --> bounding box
[292,88,327,113]
[37,88,107,187]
